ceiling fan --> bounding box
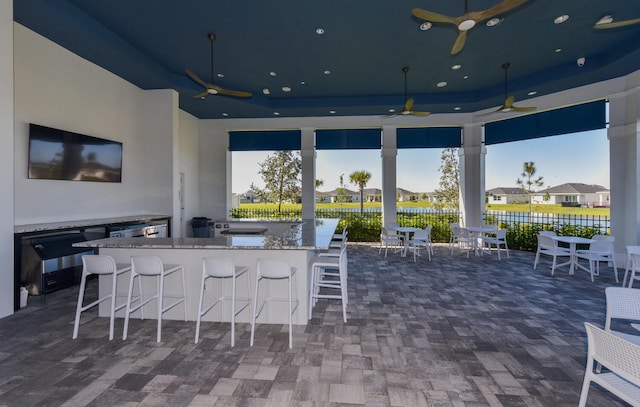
[594,15,640,29]
[185,33,252,99]
[412,0,529,55]
[482,63,535,115]
[385,67,430,117]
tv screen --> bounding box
[28,124,123,182]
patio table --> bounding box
[551,235,595,275]
[389,226,420,257]
[466,225,498,256]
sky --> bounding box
[231,128,609,193]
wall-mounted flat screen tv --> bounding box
[28,124,123,182]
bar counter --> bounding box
[75,218,339,327]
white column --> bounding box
[381,126,397,226]
[608,88,640,254]
[301,127,316,219]
[0,1,14,317]
[459,123,485,227]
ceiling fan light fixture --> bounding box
[458,19,476,31]
[207,88,218,95]
[596,15,613,25]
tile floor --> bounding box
[0,243,630,406]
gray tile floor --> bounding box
[0,243,630,406]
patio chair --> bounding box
[449,223,461,254]
[408,225,433,262]
[481,229,510,260]
[379,227,403,258]
[604,287,640,346]
[623,245,640,288]
[454,227,474,258]
[578,322,640,407]
[533,233,570,275]
[575,236,618,283]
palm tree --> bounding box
[349,170,372,214]
[315,179,324,189]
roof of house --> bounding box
[538,183,609,194]
[487,187,529,195]
[396,188,416,195]
[322,188,359,195]
[363,188,381,195]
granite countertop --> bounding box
[75,218,339,250]
[15,214,171,234]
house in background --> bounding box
[363,188,382,202]
[397,188,420,202]
[321,188,360,203]
[532,183,610,207]
[486,187,529,204]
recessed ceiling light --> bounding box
[262,88,270,95]
[282,86,291,92]
[389,108,396,113]
[454,106,462,111]
[270,71,277,77]
[273,112,280,116]
[451,64,461,70]
[554,14,569,24]
[486,18,501,27]
[324,70,331,75]
[555,48,562,53]
[436,81,447,88]
[527,91,537,96]
[463,75,469,79]
[217,73,224,78]
[315,28,325,35]
[596,15,613,25]
[222,112,229,117]
[300,81,306,85]
[329,110,336,114]
[419,22,432,30]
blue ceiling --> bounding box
[13,0,640,119]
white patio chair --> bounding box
[604,287,640,346]
[624,246,640,288]
[379,227,403,258]
[578,322,640,407]
[482,229,510,260]
[575,236,618,283]
[533,233,570,275]
[449,223,461,254]
[408,226,433,262]
[454,227,474,258]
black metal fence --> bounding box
[230,207,610,251]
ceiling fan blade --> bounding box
[185,69,209,89]
[504,95,515,108]
[412,8,458,25]
[477,0,529,21]
[193,91,209,99]
[511,106,536,112]
[213,85,252,98]
[451,30,468,55]
[404,98,415,111]
[595,17,640,29]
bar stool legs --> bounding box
[73,255,133,340]
[250,259,298,349]
[195,257,251,346]
[122,256,187,342]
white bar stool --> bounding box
[309,246,348,323]
[195,257,251,346]
[122,256,187,342]
[250,258,298,349]
[73,254,135,340]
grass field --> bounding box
[239,201,610,216]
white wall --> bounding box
[13,24,182,225]
[0,2,14,318]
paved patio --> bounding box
[0,243,628,406]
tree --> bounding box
[250,151,301,212]
[315,179,324,189]
[516,161,544,213]
[434,148,459,209]
[335,173,350,204]
[349,170,372,214]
